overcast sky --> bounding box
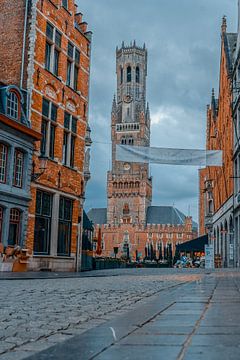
[78,0,238,223]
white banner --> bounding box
[116,145,222,167]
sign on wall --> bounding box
[205,244,215,269]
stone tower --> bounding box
[107,42,152,226]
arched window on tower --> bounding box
[128,137,134,145]
[136,66,140,83]
[127,66,131,82]
[120,67,123,84]
[123,203,130,215]
[121,137,127,145]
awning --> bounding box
[176,235,208,252]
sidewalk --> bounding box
[24,271,240,360]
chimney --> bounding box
[75,12,83,26]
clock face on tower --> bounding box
[123,163,131,171]
[123,95,132,103]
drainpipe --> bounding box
[76,197,84,272]
[20,0,29,89]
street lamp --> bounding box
[31,155,48,181]
[113,246,119,259]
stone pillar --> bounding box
[2,207,10,247]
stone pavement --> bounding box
[1,269,240,359]
[0,269,202,360]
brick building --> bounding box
[199,17,236,267]
[0,0,92,271]
[88,43,197,261]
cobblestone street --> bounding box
[2,269,240,360]
[0,269,203,359]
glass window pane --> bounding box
[55,30,62,47]
[64,199,72,221]
[7,92,19,120]
[49,125,55,159]
[34,216,50,254]
[64,112,70,129]
[70,135,75,168]
[46,23,54,40]
[53,49,59,76]
[36,191,42,215]
[0,144,7,183]
[51,103,58,122]
[40,119,48,156]
[42,98,50,118]
[75,49,80,64]
[8,223,19,246]
[45,42,51,71]
[59,197,64,220]
[67,60,72,86]
[62,131,68,165]
[57,221,71,256]
[68,42,74,58]
[72,117,77,133]
[13,151,24,188]
[62,0,68,9]
[73,66,78,91]
[42,192,52,216]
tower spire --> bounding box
[221,15,227,33]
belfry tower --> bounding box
[107,42,152,225]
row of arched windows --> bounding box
[121,136,134,145]
[113,182,140,189]
[120,66,140,84]
[116,123,140,132]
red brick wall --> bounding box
[199,28,233,236]
[0,0,27,86]
[0,0,91,263]
[93,217,197,260]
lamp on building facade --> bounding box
[31,155,48,181]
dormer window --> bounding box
[7,91,20,120]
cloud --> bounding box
[79,0,238,223]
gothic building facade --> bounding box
[199,17,236,267]
[88,43,197,261]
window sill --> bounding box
[62,164,78,172]
[33,254,74,260]
[66,85,81,97]
[62,6,72,16]
[44,68,63,84]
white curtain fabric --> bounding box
[116,145,222,166]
